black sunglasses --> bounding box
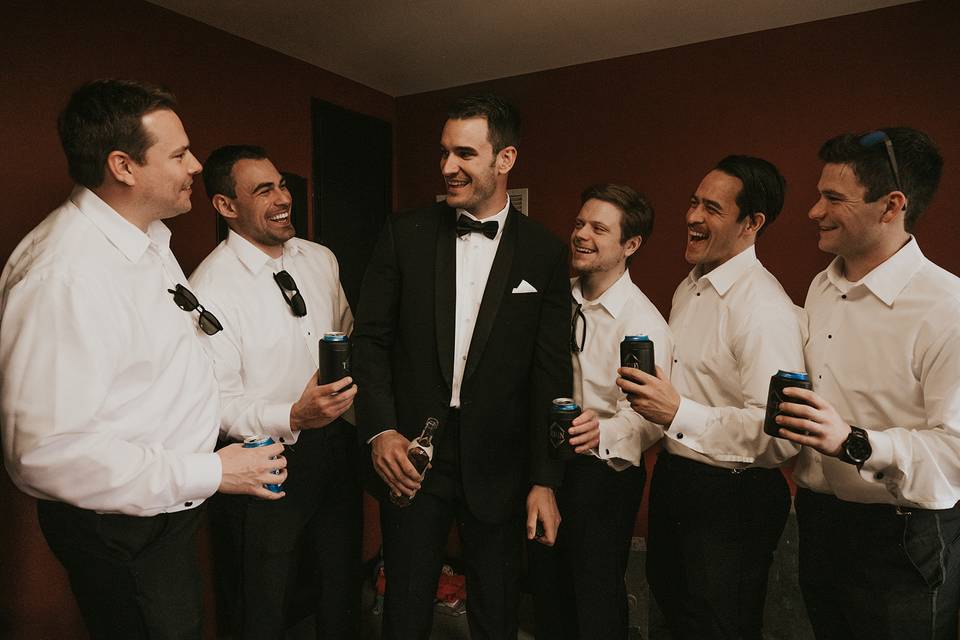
[571,303,586,353]
[273,270,307,317]
[859,130,903,195]
[167,284,223,336]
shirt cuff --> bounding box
[669,396,711,440]
[858,428,896,482]
[367,429,397,445]
[265,402,298,444]
[597,419,638,467]
[182,452,223,502]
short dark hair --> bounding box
[202,145,268,199]
[57,79,178,189]
[446,94,520,152]
[714,155,786,236]
[818,128,943,232]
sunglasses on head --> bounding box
[859,130,903,195]
[168,284,223,336]
[273,270,307,317]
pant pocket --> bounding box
[901,512,946,591]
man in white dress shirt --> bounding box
[618,156,804,639]
[189,145,359,639]
[776,128,960,640]
[0,80,286,640]
[530,183,673,640]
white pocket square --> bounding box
[511,280,537,294]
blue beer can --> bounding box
[242,435,283,492]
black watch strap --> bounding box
[838,426,872,466]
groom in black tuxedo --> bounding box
[352,94,571,639]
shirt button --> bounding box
[841,294,847,299]
[605,449,610,455]
[462,356,467,361]
[828,334,832,339]
[676,433,684,439]
[875,472,884,480]
[184,501,193,507]
[279,437,285,443]
[674,359,678,364]
[696,293,701,297]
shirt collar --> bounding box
[688,244,757,296]
[226,230,298,275]
[72,186,170,263]
[456,197,511,241]
[571,268,634,319]
[825,237,925,306]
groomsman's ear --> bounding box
[496,145,517,175]
[211,194,237,220]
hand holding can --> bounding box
[763,370,813,437]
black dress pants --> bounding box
[379,409,524,640]
[37,499,204,640]
[210,419,362,640]
[528,455,646,640]
[645,451,790,640]
[796,488,960,640]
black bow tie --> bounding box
[456,215,499,240]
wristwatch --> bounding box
[838,426,872,466]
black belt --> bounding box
[797,487,959,518]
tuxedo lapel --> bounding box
[435,206,457,390]
[463,208,518,384]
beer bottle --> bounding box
[389,417,439,507]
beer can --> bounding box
[763,370,813,437]
[242,435,283,492]
[620,335,656,376]
[548,398,581,462]
[318,331,351,386]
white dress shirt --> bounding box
[572,269,673,470]
[189,231,353,444]
[793,238,960,510]
[0,188,222,516]
[450,199,511,407]
[665,245,804,468]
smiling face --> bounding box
[570,198,639,276]
[131,109,202,220]
[808,162,893,263]
[221,158,294,256]
[684,169,757,273]
[439,116,513,219]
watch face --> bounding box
[846,435,872,464]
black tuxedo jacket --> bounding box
[352,202,572,523]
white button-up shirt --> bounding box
[793,238,960,510]
[665,245,804,468]
[451,199,510,407]
[572,269,673,470]
[0,188,222,516]
[189,231,353,444]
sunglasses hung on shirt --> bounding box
[168,284,223,336]
[571,303,586,353]
[273,270,307,317]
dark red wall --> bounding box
[0,2,393,637]
[394,0,960,537]
[396,0,960,311]
[2,0,959,636]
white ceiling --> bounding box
[148,0,914,96]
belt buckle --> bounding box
[895,505,912,516]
